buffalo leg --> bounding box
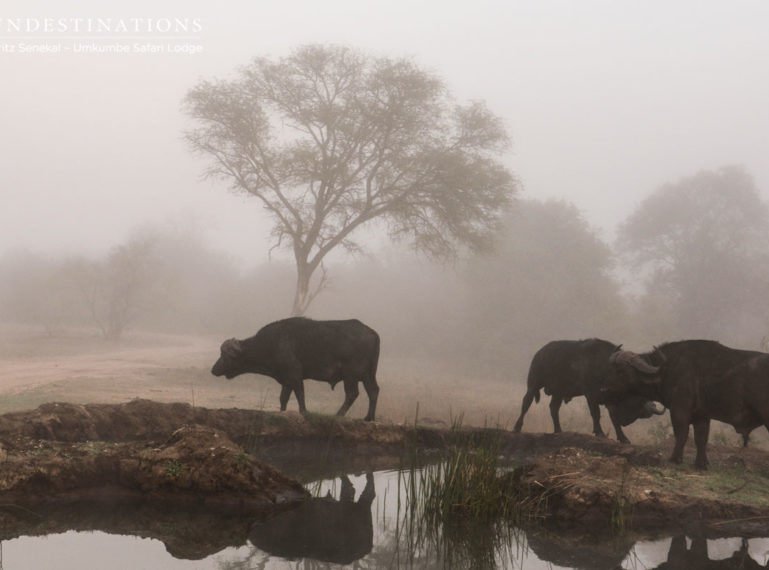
[693,418,711,470]
[359,472,375,505]
[337,379,360,418]
[513,389,538,433]
[362,378,379,422]
[549,395,563,433]
[293,379,308,415]
[690,537,708,563]
[340,475,355,502]
[607,405,631,444]
[586,395,606,438]
[666,535,688,565]
[669,408,690,464]
[279,385,292,411]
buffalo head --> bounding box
[211,338,244,379]
[602,348,663,402]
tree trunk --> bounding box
[291,254,327,316]
[291,265,310,316]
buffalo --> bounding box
[605,340,766,469]
[212,317,380,421]
[513,339,664,443]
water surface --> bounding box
[3,470,769,569]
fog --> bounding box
[3,1,769,362]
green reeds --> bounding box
[394,420,549,567]
[422,440,512,522]
[610,463,633,534]
[417,430,546,526]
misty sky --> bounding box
[2,0,768,264]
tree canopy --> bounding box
[184,44,517,315]
[617,166,769,340]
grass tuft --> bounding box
[395,420,549,566]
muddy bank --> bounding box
[3,399,769,536]
[0,398,442,450]
[0,399,444,506]
[0,422,307,509]
[514,446,769,536]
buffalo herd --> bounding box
[212,318,769,470]
[515,337,769,469]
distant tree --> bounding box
[74,237,159,340]
[616,166,769,340]
[0,250,78,332]
[184,44,517,315]
[461,199,625,363]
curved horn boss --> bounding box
[610,350,660,374]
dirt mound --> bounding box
[515,446,769,535]
[0,399,443,507]
[0,421,307,509]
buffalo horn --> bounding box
[221,338,243,358]
[610,350,660,374]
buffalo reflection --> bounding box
[524,527,633,570]
[249,472,375,565]
[644,535,769,569]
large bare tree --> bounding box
[184,44,517,315]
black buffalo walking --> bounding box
[513,339,664,443]
[212,317,380,421]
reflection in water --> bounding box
[0,498,266,560]
[249,473,375,564]
[524,527,634,569]
[3,470,769,568]
[624,535,769,569]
